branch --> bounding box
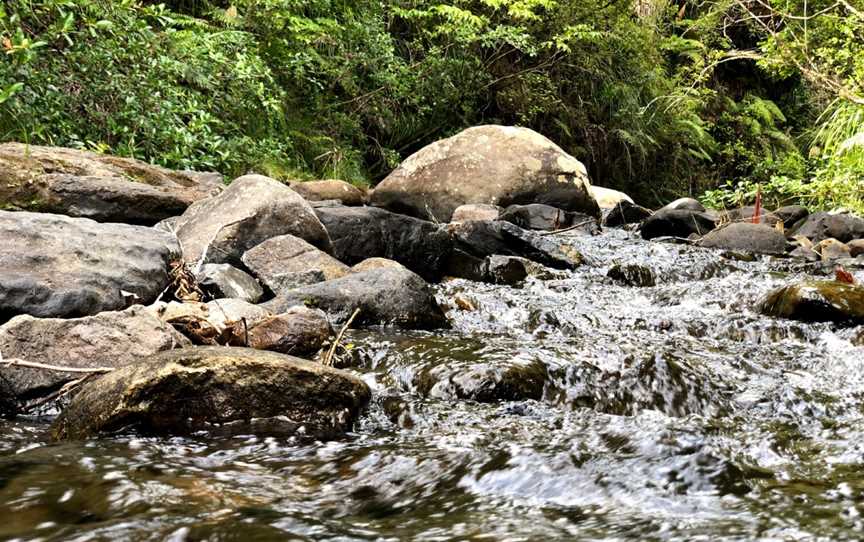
[0,358,115,374]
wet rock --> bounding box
[447,220,583,271]
[774,205,809,228]
[789,246,821,262]
[719,206,782,226]
[640,209,716,240]
[658,197,706,213]
[417,359,547,403]
[816,238,851,261]
[698,223,787,255]
[289,180,366,206]
[790,212,864,243]
[314,206,452,281]
[196,264,263,303]
[172,174,332,267]
[0,142,222,225]
[51,346,371,440]
[350,258,407,273]
[589,186,634,209]
[0,211,180,320]
[500,203,572,231]
[263,267,448,329]
[603,200,652,227]
[370,125,599,222]
[0,306,188,416]
[451,204,501,222]
[242,234,350,294]
[246,307,333,355]
[485,255,543,285]
[759,281,864,326]
[849,239,864,258]
[607,264,656,287]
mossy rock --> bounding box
[759,281,864,326]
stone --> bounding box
[774,205,809,228]
[849,239,864,258]
[242,234,350,294]
[0,143,222,225]
[264,267,448,330]
[607,264,656,287]
[640,209,717,240]
[451,204,501,222]
[0,306,188,417]
[51,346,371,439]
[603,200,653,227]
[816,238,852,261]
[289,180,367,206]
[658,197,706,213]
[789,246,821,262]
[499,203,599,233]
[790,212,864,243]
[172,174,332,267]
[350,258,407,273]
[370,125,599,222]
[417,359,547,403]
[149,299,273,336]
[760,281,864,326]
[720,206,782,227]
[314,205,452,281]
[0,211,180,321]
[698,223,787,255]
[246,307,333,356]
[485,255,538,285]
[196,264,263,303]
[589,186,634,209]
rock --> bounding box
[816,238,852,261]
[246,307,333,355]
[263,267,447,329]
[242,234,350,294]
[417,359,547,403]
[760,281,864,326]
[485,255,545,285]
[370,125,599,222]
[603,200,653,227]
[849,239,864,258]
[0,211,180,320]
[51,346,371,439]
[500,203,599,233]
[350,258,407,273]
[0,143,222,225]
[790,212,864,243]
[774,205,809,228]
[607,264,656,287]
[149,299,273,336]
[447,220,583,271]
[590,186,634,209]
[314,205,452,281]
[451,204,501,222]
[640,209,717,240]
[698,223,787,255]
[0,306,188,416]
[196,264,263,303]
[658,197,706,213]
[789,246,821,262]
[172,174,332,267]
[289,180,366,206]
[720,206,782,227]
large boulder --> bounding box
[0,211,180,320]
[370,125,599,222]
[774,205,809,228]
[658,197,706,213]
[246,307,333,355]
[698,223,787,255]
[172,174,332,268]
[289,180,366,206]
[196,264,263,303]
[264,267,448,329]
[603,200,653,227]
[314,206,452,281]
[759,281,864,326]
[640,209,717,240]
[0,142,222,225]
[51,347,371,439]
[451,204,501,222]
[590,186,634,209]
[242,234,350,294]
[790,212,864,243]
[0,306,188,416]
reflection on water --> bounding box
[3,229,864,541]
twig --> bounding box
[539,219,597,236]
[0,358,115,374]
[23,373,98,412]
[323,308,361,367]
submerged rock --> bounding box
[416,359,547,403]
[790,212,864,243]
[51,347,371,440]
[451,204,501,222]
[196,264,263,303]
[699,223,787,255]
[371,125,599,222]
[289,180,366,206]
[641,209,716,240]
[242,234,350,294]
[759,281,864,326]
[603,200,652,227]
[246,307,333,355]
[607,264,656,287]
[0,211,180,320]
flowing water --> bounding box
[3,229,864,541]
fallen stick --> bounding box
[323,308,361,367]
[0,358,115,374]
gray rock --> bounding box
[451,204,501,222]
[246,307,333,355]
[0,211,180,320]
[699,223,787,255]
[773,205,809,228]
[196,264,263,303]
[640,209,717,240]
[500,203,599,233]
[790,212,864,243]
[789,246,821,261]
[760,281,864,326]
[603,200,652,227]
[816,238,852,261]
[371,125,599,222]
[849,239,864,258]
[172,174,332,267]
[658,197,706,213]
[289,180,367,206]
[417,359,547,403]
[242,234,350,294]
[350,258,407,273]
[607,264,656,287]
[51,346,371,439]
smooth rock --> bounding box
[51,347,371,439]
[264,268,447,329]
[720,206,782,227]
[698,223,787,255]
[371,125,599,222]
[196,264,263,303]
[590,186,634,209]
[789,246,821,262]
[0,143,222,225]
[172,174,332,267]
[640,209,717,240]
[603,200,653,227]
[774,205,809,228]
[0,211,180,320]
[350,258,407,273]
[760,281,864,326]
[149,299,273,334]
[242,234,350,294]
[314,205,452,281]
[451,204,501,222]
[791,212,864,243]
[658,197,706,213]
[290,180,366,206]
[500,203,599,233]
[607,264,656,287]
[849,239,864,258]
[246,307,333,355]
[816,238,852,261]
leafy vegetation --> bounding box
[1,0,862,210]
